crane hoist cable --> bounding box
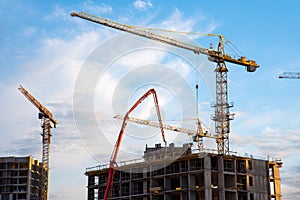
[139,28,245,59]
[136,27,246,59]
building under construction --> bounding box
[85,143,282,200]
[0,156,48,200]
[70,11,283,200]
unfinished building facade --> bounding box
[0,156,48,200]
[85,143,282,200]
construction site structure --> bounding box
[279,72,300,79]
[85,143,282,200]
[18,85,58,200]
[0,156,48,200]
[70,11,260,155]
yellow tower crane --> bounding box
[113,114,215,151]
[70,11,259,155]
[18,85,58,200]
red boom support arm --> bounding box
[104,88,166,199]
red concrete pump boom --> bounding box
[104,88,166,199]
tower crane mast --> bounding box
[70,11,259,155]
[18,85,58,200]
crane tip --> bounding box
[18,85,25,91]
[278,74,284,78]
[70,12,77,17]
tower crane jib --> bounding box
[279,72,300,79]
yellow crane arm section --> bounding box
[18,85,58,127]
[70,11,259,72]
[113,114,216,139]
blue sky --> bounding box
[1,0,300,199]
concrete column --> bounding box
[234,158,238,200]
[143,180,148,194]
[165,176,170,190]
[27,170,31,200]
[204,155,212,200]
[164,176,170,200]
[149,165,153,200]
[218,155,225,200]
[188,174,196,200]
[129,168,132,196]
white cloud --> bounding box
[44,5,69,21]
[232,110,244,118]
[160,8,194,32]
[257,127,300,158]
[152,8,216,38]
[22,26,37,37]
[133,0,153,11]
[82,1,112,14]
[231,123,300,159]
[44,2,112,23]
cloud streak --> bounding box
[133,0,153,11]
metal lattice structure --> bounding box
[279,72,300,79]
[211,41,234,154]
[18,85,57,200]
[114,114,214,151]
